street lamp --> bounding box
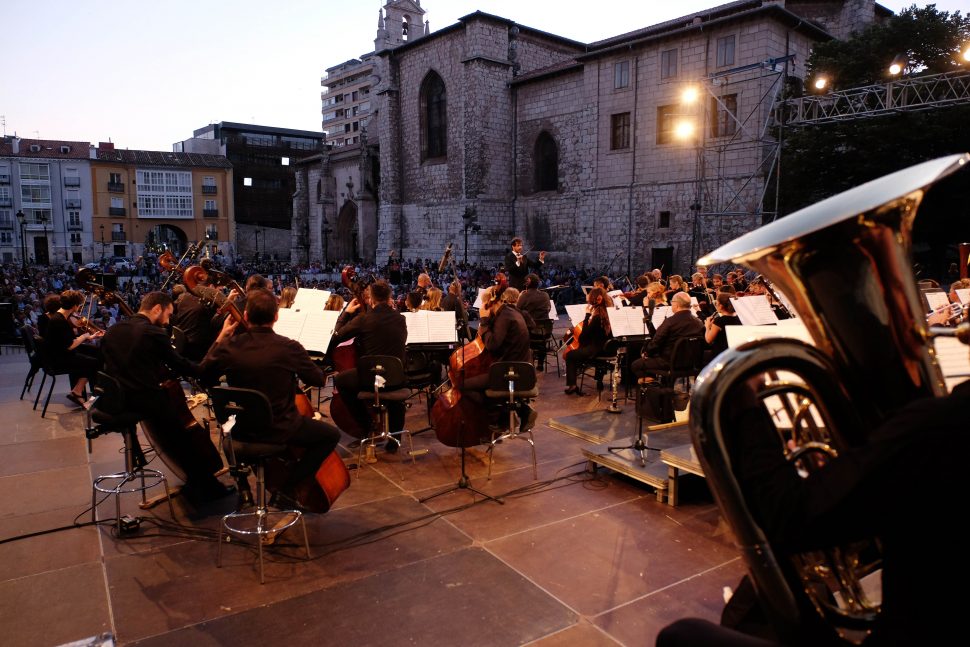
[99,224,105,262]
[15,210,27,270]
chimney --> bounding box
[99,141,115,150]
[89,145,97,159]
[11,137,20,154]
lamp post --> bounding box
[99,224,105,262]
[16,210,27,270]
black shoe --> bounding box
[237,488,254,509]
[519,405,538,434]
[384,436,400,454]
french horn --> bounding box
[689,154,969,644]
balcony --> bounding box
[203,209,219,218]
[0,174,9,184]
[107,181,125,192]
[0,198,11,207]
[65,199,82,209]
[111,231,126,242]
[0,220,12,229]
[202,185,217,194]
[63,177,81,187]
[109,207,126,216]
[67,222,83,231]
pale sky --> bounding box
[1,1,963,151]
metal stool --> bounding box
[210,387,311,584]
[87,373,175,533]
[355,355,415,476]
[484,361,539,480]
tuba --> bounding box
[689,154,969,644]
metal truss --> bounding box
[781,70,970,126]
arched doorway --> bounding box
[145,224,188,256]
[333,201,358,262]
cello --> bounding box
[430,277,507,447]
[327,265,371,438]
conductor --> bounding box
[504,237,546,291]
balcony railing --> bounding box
[203,209,219,218]
[65,199,82,209]
[67,222,83,231]
[107,181,125,192]
[109,207,126,216]
[63,177,81,187]
[202,185,217,194]
[111,231,126,242]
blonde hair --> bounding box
[278,286,297,308]
[422,287,443,311]
[502,287,520,304]
[325,294,345,311]
[646,281,667,303]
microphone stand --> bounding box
[607,299,659,466]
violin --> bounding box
[76,268,135,318]
[70,313,104,335]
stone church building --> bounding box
[293,0,886,275]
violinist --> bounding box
[462,285,537,433]
[563,287,612,395]
[625,275,651,307]
[664,275,686,303]
[170,284,217,362]
[201,289,341,509]
[593,275,614,292]
[325,294,345,311]
[45,290,103,408]
[278,286,297,309]
[331,280,408,451]
[704,293,742,358]
[422,287,444,311]
[37,293,61,337]
[505,237,546,291]
[441,280,470,340]
[101,291,233,503]
[689,272,716,320]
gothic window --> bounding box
[420,71,447,160]
[534,132,559,192]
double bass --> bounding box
[430,275,507,447]
[327,265,370,438]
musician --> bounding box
[517,274,552,330]
[504,237,546,291]
[664,275,686,302]
[593,275,614,292]
[170,285,217,362]
[416,273,434,298]
[632,292,704,380]
[37,293,60,337]
[101,291,233,503]
[624,275,650,307]
[441,279,469,339]
[45,290,103,407]
[564,287,612,395]
[201,289,341,509]
[278,286,297,308]
[660,367,970,646]
[704,293,742,358]
[332,280,408,449]
[646,281,667,306]
[404,291,424,313]
[422,287,444,311]
[463,285,536,433]
[325,294,345,312]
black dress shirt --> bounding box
[333,302,408,364]
[644,309,705,364]
[504,251,543,291]
[480,304,531,363]
[102,313,199,395]
[516,288,552,327]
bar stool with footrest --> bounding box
[209,386,311,584]
[484,361,539,480]
[355,355,416,476]
[87,372,175,533]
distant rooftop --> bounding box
[96,148,232,169]
[0,137,92,160]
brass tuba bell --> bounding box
[689,154,969,644]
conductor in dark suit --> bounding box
[201,288,341,505]
[332,280,409,445]
[504,237,546,291]
[632,291,704,379]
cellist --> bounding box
[461,284,537,434]
[563,287,612,395]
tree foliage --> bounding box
[778,5,970,280]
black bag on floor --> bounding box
[637,383,675,424]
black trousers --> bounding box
[333,368,405,435]
[564,344,602,386]
[283,416,342,487]
[631,355,669,378]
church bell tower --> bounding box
[375,0,427,51]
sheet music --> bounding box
[292,288,331,312]
[956,288,970,305]
[774,288,797,317]
[731,295,780,326]
[403,311,458,344]
[651,305,672,329]
[924,290,950,312]
[565,303,587,326]
[607,289,627,306]
[547,299,558,320]
[726,321,813,348]
[934,336,970,391]
[607,306,650,338]
[473,287,488,309]
[273,309,340,354]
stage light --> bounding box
[962,44,970,63]
[674,119,696,141]
[681,86,700,104]
[888,54,906,76]
[813,76,829,91]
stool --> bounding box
[355,355,415,476]
[87,373,175,533]
[484,361,539,480]
[210,386,311,584]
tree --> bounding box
[778,5,970,280]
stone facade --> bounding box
[304,0,880,275]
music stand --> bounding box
[607,301,659,465]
